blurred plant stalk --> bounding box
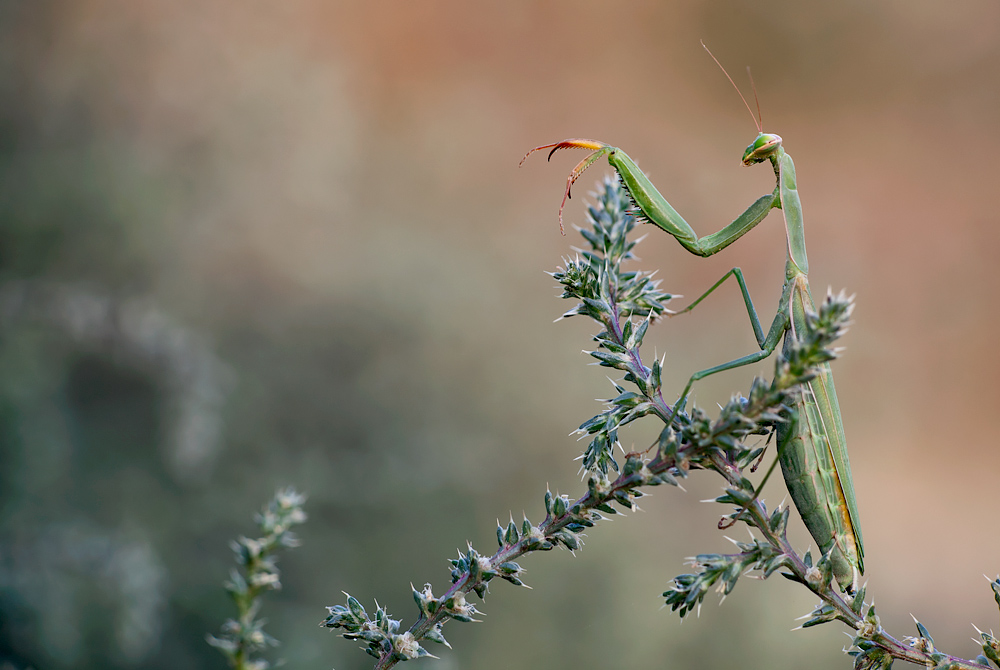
[208,488,307,670]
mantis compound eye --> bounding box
[742,133,783,165]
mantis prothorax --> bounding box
[520,48,864,592]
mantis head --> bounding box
[742,133,782,165]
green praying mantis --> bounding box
[521,50,864,592]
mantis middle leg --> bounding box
[666,270,792,423]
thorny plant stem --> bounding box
[605,297,676,425]
[370,304,989,670]
[326,180,996,670]
[373,444,988,670]
[372,443,988,670]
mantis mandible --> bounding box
[520,48,864,592]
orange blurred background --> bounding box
[1,1,998,669]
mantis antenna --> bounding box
[700,40,761,133]
[746,65,763,131]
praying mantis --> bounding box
[521,51,864,592]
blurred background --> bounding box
[1,1,999,668]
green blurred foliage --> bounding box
[1,1,999,669]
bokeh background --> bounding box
[2,1,999,669]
